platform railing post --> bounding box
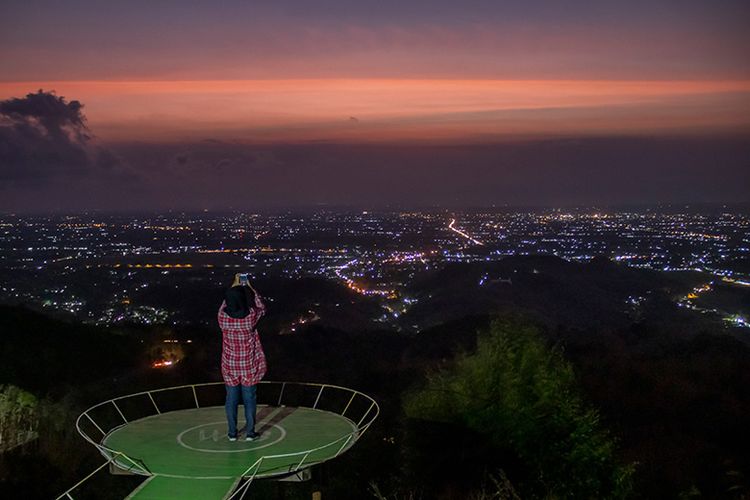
[312,386,324,409]
[357,401,375,427]
[277,382,286,406]
[111,400,127,423]
[334,434,353,457]
[294,451,311,472]
[84,412,106,436]
[359,420,374,437]
[342,392,356,417]
[191,385,200,408]
[237,457,263,483]
[147,392,161,414]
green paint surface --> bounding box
[125,476,239,500]
[103,405,357,498]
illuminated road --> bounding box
[448,219,484,246]
[334,259,395,297]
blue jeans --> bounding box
[225,384,257,438]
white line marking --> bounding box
[124,475,156,500]
[177,421,287,453]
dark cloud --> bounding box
[95,136,750,211]
[215,158,233,169]
[155,146,277,174]
[0,90,130,184]
[0,90,88,142]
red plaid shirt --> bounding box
[218,294,267,386]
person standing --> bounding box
[218,274,267,441]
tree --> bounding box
[404,316,634,499]
[0,385,38,452]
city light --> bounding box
[0,209,747,331]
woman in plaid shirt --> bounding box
[218,274,267,441]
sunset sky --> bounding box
[1,0,748,210]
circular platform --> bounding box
[103,405,357,479]
[70,381,378,497]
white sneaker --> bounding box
[228,436,237,442]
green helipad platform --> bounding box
[105,405,357,481]
[58,382,378,499]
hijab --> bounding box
[223,286,251,319]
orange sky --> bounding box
[2,1,748,144]
[1,79,748,143]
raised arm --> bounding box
[217,300,227,323]
[252,290,266,318]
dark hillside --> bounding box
[403,255,710,330]
[0,305,143,394]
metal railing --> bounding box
[57,381,379,499]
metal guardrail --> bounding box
[57,381,379,499]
